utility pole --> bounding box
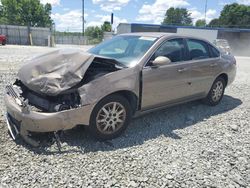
[204,0,208,27]
[82,0,85,35]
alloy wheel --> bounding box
[212,81,224,102]
[96,102,126,134]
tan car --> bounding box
[5,33,236,146]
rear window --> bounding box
[187,39,210,60]
[209,45,220,58]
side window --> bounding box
[209,45,220,58]
[154,38,185,63]
[187,39,210,60]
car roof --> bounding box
[119,32,175,38]
[119,32,211,43]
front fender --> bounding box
[78,66,140,106]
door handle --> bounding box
[177,68,187,73]
[210,63,218,67]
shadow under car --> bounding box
[13,95,242,155]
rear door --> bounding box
[184,39,221,95]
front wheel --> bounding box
[89,94,132,140]
[203,77,226,106]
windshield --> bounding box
[88,35,158,67]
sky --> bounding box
[39,0,250,32]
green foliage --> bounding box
[84,21,113,43]
[162,7,192,26]
[101,21,112,32]
[208,3,250,28]
[0,0,52,27]
[195,19,206,27]
[0,3,8,24]
[85,26,103,44]
[208,19,220,27]
[219,3,250,28]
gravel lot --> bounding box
[0,45,249,187]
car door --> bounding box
[141,38,194,110]
[185,39,221,95]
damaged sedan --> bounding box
[5,33,236,146]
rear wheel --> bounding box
[2,40,6,45]
[203,77,226,106]
[89,94,132,140]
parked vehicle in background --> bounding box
[214,39,232,54]
[0,34,7,45]
[4,33,237,146]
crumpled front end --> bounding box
[4,48,125,146]
[4,84,94,146]
[18,49,95,96]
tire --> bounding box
[2,40,6,45]
[89,94,132,140]
[203,77,226,106]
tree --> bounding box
[219,3,250,28]
[162,7,192,26]
[0,3,8,24]
[101,21,112,32]
[195,19,206,27]
[85,26,103,43]
[0,0,52,27]
[208,18,220,27]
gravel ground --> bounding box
[0,45,249,188]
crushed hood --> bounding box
[18,49,95,96]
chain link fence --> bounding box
[0,25,115,46]
[54,32,114,45]
[0,24,51,46]
[54,33,91,45]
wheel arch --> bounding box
[111,90,138,115]
[98,90,139,115]
[217,73,228,86]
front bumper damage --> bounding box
[4,85,93,147]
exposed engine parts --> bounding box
[12,58,121,113]
[14,80,81,112]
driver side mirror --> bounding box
[151,56,171,67]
